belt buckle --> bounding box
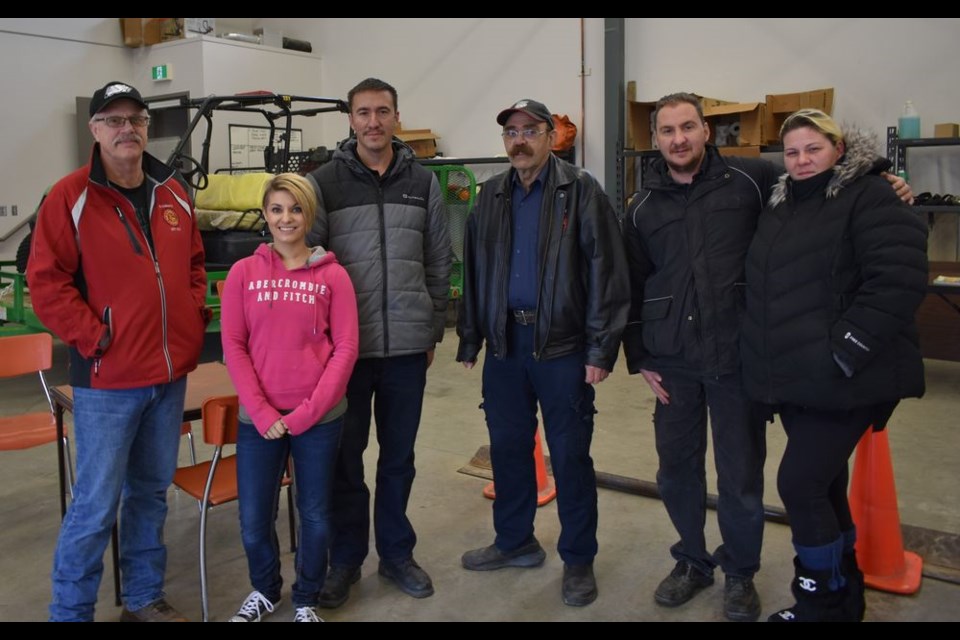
[513,309,535,325]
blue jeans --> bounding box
[652,370,766,578]
[49,377,187,622]
[328,354,427,567]
[237,417,342,607]
[481,321,599,565]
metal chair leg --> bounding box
[62,436,75,499]
[112,524,121,607]
[199,501,209,622]
[287,481,297,553]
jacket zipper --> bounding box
[376,184,390,356]
[93,305,112,378]
[118,183,174,381]
[533,189,565,360]
[762,201,792,402]
[115,207,144,255]
[494,194,511,357]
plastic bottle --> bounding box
[899,100,921,139]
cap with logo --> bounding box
[89,81,148,118]
[496,99,554,130]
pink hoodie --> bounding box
[221,243,359,436]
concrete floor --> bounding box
[1,328,958,622]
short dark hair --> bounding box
[653,92,704,127]
[347,77,398,113]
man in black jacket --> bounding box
[622,92,779,622]
[457,99,629,607]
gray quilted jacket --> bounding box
[307,139,452,358]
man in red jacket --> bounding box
[27,81,209,622]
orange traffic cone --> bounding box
[484,425,557,506]
[848,427,923,594]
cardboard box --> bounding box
[144,18,182,45]
[119,18,143,48]
[764,88,834,144]
[703,102,766,147]
[628,95,731,150]
[718,145,762,158]
[396,128,441,158]
[934,123,960,139]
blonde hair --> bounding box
[262,173,318,229]
[779,108,844,147]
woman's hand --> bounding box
[264,418,288,440]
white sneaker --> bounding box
[293,606,323,622]
[228,590,279,622]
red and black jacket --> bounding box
[27,146,208,389]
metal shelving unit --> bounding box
[887,126,960,260]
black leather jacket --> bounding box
[456,154,629,370]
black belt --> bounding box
[511,309,536,325]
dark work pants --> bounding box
[327,354,428,567]
[481,321,599,566]
[653,370,767,578]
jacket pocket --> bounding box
[640,295,672,321]
[641,295,683,358]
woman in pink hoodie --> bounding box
[220,173,359,622]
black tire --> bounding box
[15,231,32,274]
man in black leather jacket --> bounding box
[457,99,629,607]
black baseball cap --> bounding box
[89,81,148,117]
[496,99,554,129]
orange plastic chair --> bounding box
[172,395,296,622]
[0,332,75,500]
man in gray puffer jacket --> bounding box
[307,77,451,608]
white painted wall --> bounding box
[0,19,132,261]
[255,18,586,184]
[625,18,960,140]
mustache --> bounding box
[115,133,143,145]
[509,145,533,156]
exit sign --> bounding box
[151,64,173,81]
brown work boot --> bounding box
[120,598,188,622]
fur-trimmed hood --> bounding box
[768,127,891,207]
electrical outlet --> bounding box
[11,205,17,216]
[0,205,7,216]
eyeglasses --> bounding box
[93,115,151,128]
[501,128,548,141]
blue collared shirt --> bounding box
[507,163,549,310]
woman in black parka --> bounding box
[741,109,928,622]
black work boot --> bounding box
[378,557,435,599]
[318,565,361,609]
[768,557,849,622]
[724,575,761,622]
[841,552,866,622]
[654,560,714,607]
